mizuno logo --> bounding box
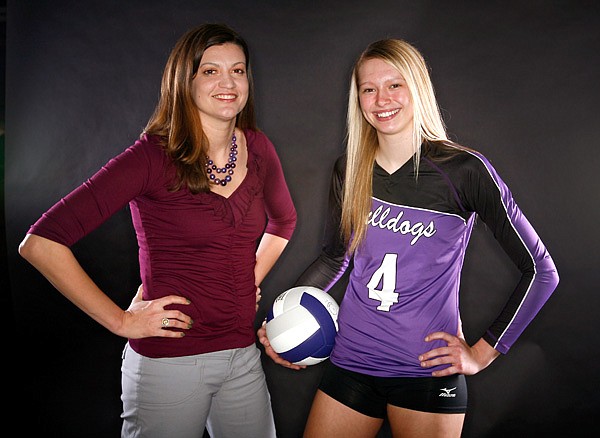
[439,387,457,397]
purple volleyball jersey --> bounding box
[296,142,559,377]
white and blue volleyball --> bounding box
[266,286,339,366]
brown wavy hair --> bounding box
[144,23,256,193]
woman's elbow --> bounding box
[550,267,560,289]
[538,260,560,293]
[18,233,49,264]
[546,254,560,289]
[19,234,35,261]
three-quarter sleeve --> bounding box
[261,135,297,241]
[27,137,159,247]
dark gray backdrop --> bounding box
[5,1,599,437]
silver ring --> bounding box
[161,317,170,327]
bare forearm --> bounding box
[19,234,126,334]
[254,233,289,286]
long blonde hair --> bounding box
[144,23,256,194]
[342,39,449,253]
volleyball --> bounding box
[266,286,339,366]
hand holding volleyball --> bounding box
[265,286,339,366]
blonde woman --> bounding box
[259,39,558,437]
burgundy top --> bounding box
[28,129,297,357]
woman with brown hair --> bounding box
[19,23,296,437]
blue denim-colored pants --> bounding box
[120,342,276,438]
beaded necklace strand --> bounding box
[206,133,238,186]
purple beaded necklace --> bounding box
[206,132,238,186]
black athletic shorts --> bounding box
[319,362,468,418]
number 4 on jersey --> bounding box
[367,253,399,312]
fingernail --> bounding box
[187,323,193,329]
[186,299,191,304]
[180,332,185,337]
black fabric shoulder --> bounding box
[422,140,477,161]
[333,153,347,174]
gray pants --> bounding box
[121,343,277,438]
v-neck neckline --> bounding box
[374,153,417,178]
